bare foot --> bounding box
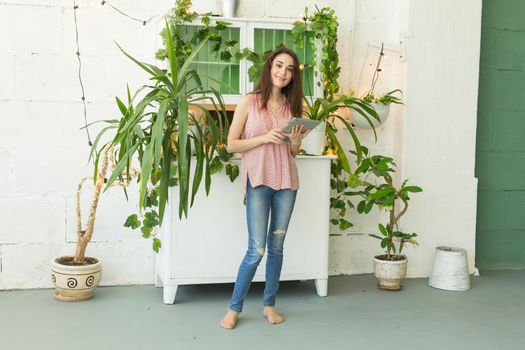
[220,310,239,329]
[263,306,284,325]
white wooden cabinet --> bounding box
[155,156,334,304]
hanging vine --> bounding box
[292,6,340,101]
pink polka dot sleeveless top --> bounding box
[241,93,299,192]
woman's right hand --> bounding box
[261,128,286,145]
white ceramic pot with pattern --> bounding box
[51,256,102,301]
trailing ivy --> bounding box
[234,48,269,84]
[330,159,356,232]
[156,3,239,65]
[292,6,358,233]
[292,6,340,101]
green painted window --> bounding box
[253,28,316,96]
[181,25,241,94]
[179,25,316,96]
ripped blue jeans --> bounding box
[229,178,298,312]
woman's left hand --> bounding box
[286,125,310,146]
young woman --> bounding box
[220,47,309,329]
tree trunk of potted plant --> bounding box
[352,149,421,291]
[51,150,134,301]
[373,179,411,290]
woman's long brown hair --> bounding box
[252,47,304,118]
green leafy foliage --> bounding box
[303,95,379,170]
[234,48,270,84]
[156,3,238,70]
[329,159,363,232]
[293,6,340,101]
[289,8,381,233]
[152,238,162,253]
[124,214,141,229]
[348,147,422,260]
[226,163,240,182]
[92,3,241,253]
[363,89,404,106]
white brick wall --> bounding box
[0,0,171,290]
[0,0,481,289]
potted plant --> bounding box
[51,149,137,301]
[351,43,403,129]
[352,89,403,129]
[301,96,378,164]
[291,7,381,166]
[292,6,341,101]
[349,147,422,290]
[89,7,237,247]
[52,2,241,301]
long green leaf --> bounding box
[204,143,213,195]
[371,187,395,200]
[164,20,178,89]
[158,139,171,224]
[139,138,155,210]
[177,96,189,218]
[379,223,388,236]
[115,96,128,117]
[190,132,204,207]
[190,104,219,145]
[92,143,108,185]
[115,41,155,76]
[147,65,175,93]
[333,114,363,164]
[119,90,158,135]
[154,100,169,169]
[177,35,211,88]
[195,74,236,94]
[325,125,350,173]
[88,125,117,163]
[404,186,423,193]
[105,143,139,190]
[206,88,228,139]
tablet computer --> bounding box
[281,118,321,133]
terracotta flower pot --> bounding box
[51,256,102,301]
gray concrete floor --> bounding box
[1,270,524,350]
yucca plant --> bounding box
[91,22,231,251]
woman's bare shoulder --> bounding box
[240,93,253,104]
[236,94,253,112]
